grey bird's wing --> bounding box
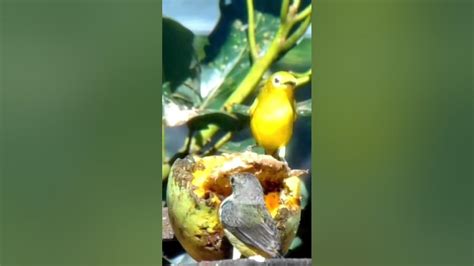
[220,201,281,257]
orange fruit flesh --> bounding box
[189,155,301,218]
[264,192,280,216]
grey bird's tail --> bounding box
[273,250,284,259]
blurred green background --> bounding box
[313,0,472,265]
[0,0,472,265]
[1,1,162,264]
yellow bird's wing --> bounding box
[292,99,297,121]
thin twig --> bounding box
[291,0,301,12]
[280,0,290,22]
[162,163,170,182]
[282,14,311,51]
[295,69,312,88]
[162,124,170,181]
[202,132,233,156]
[291,68,312,78]
[293,5,311,24]
[246,0,258,60]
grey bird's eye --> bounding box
[274,77,280,84]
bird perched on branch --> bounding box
[250,71,297,161]
[219,173,282,261]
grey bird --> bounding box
[219,172,282,260]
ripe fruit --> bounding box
[166,151,307,261]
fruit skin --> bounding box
[166,152,305,261]
[166,157,231,261]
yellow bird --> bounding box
[250,71,297,160]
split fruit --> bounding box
[166,151,307,261]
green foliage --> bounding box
[200,11,280,109]
[220,138,263,154]
[296,99,312,117]
[230,103,251,116]
[162,17,201,107]
[187,111,243,132]
[163,0,312,174]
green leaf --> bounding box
[199,3,280,109]
[163,17,202,107]
[187,111,243,132]
[219,138,265,154]
[162,95,200,127]
[296,99,312,117]
[193,36,209,62]
[289,237,303,250]
[219,138,256,153]
[274,38,312,72]
[199,20,251,109]
[231,103,251,116]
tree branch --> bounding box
[291,0,301,12]
[294,69,312,88]
[202,132,233,156]
[293,5,311,24]
[282,14,311,51]
[280,0,290,22]
[246,0,258,60]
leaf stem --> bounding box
[292,68,312,78]
[282,14,311,51]
[246,0,258,60]
[295,69,312,88]
[291,0,301,11]
[280,0,290,22]
[294,5,311,24]
[162,163,170,181]
[202,132,233,156]
[162,124,169,181]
